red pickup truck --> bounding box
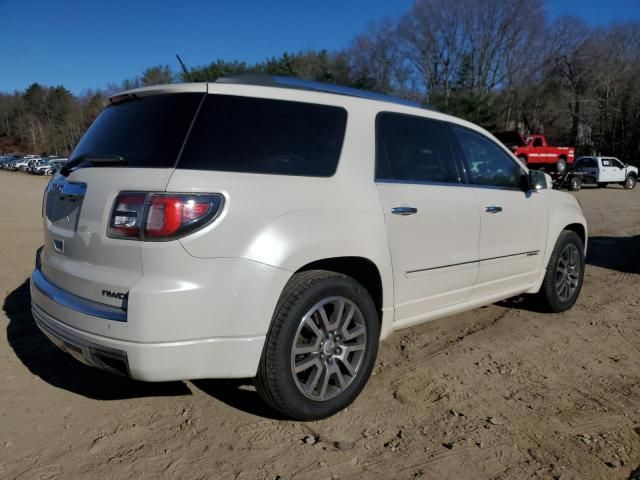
[494,132,575,173]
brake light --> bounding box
[108,192,223,240]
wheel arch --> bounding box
[564,222,586,250]
[296,256,384,320]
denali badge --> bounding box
[102,289,128,300]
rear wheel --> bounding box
[624,175,637,190]
[568,176,582,191]
[556,157,568,174]
[537,231,585,312]
[256,270,379,420]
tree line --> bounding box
[2,0,640,164]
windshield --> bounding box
[71,93,204,168]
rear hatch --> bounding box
[40,87,205,308]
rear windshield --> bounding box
[71,93,203,168]
[178,95,347,177]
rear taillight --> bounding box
[108,192,224,241]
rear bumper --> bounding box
[29,255,291,380]
[31,295,266,381]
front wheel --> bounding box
[256,270,380,420]
[624,175,637,190]
[537,231,585,312]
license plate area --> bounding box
[45,182,87,234]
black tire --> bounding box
[518,155,528,165]
[597,182,608,188]
[556,157,567,174]
[568,176,582,191]
[537,231,585,313]
[624,175,637,190]
[256,270,380,420]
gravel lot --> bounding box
[1,171,640,480]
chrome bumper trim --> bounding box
[32,268,127,322]
[32,304,130,376]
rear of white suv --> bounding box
[31,76,587,420]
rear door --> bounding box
[375,113,480,324]
[575,157,598,181]
[40,90,204,308]
[448,125,548,299]
[599,158,618,182]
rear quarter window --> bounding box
[178,95,348,177]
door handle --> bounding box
[485,205,503,214]
[392,206,418,216]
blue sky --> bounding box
[1,0,640,94]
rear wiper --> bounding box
[60,154,126,177]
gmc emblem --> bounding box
[102,289,127,300]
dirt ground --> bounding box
[1,171,640,480]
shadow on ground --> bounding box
[3,278,191,400]
[587,235,640,275]
[192,380,287,420]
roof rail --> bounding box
[215,73,423,109]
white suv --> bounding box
[31,76,587,419]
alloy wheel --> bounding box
[555,243,581,302]
[290,296,367,401]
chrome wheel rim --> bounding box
[290,296,367,401]
[555,244,581,302]
[626,177,635,188]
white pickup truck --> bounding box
[573,156,638,189]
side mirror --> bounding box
[525,170,547,191]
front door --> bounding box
[448,126,548,299]
[375,113,480,326]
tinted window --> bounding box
[376,113,459,183]
[453,127,524,188]
[611,158,624,168]
[576,157,597,168]
[72,93,203,168]
[178,95,347,176]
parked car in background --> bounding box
[41,160,67,175]
[494,132,575,173]
[572,156,638,189]
[21,157,44,172]
[13,157,33,171]
[28,159,48,174]
[31,76,588,420]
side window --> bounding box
[178,95,347,177]
[612,159,624,169]
[452,127,525,188]
[376,113,459,184]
